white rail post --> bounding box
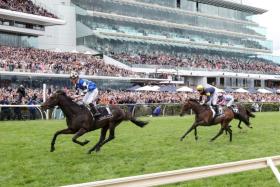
[267,158,280,183]
[43,84,49,120]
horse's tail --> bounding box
[246,108,255,118]
[130,118,149,128]
[124,111,148,128]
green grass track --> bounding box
[0,112,280,187]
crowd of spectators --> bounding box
[2,45,279,78]
[0,46,136,77]
[0,87,43,120]
[1,87,280,106]
[0,87,43,105]
[112,52,280,75]
[1,86,280,120]
[0,0,57,18]
[97,90,280,104]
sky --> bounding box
[243,0,280,55]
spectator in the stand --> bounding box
[28,94,37,120]
[152,106,161,117]
[0,96,11,120]
[16,85,26,103]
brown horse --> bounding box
[41,90,148,154]
[179,99,235,142]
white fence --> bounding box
[62,155,280,187]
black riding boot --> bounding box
[89,103,101,117]
[213,105,220,116]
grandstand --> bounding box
[72,0,280,89]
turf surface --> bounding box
[0,112,280,187]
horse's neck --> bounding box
[190,102,204,114]
[58,97,82,118]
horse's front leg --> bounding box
[50,128,73,152]
[180,121,203,141]
[72,128,90,146]
[88,126,108,154]
[194,127,198,141]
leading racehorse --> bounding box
[41,90,148,154]
[180,99,235,142]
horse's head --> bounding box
[41,90,66,110]
[180,99,198,116]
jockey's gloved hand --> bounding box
[83,90,87,94]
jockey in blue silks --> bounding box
[196,85,221,116]
[70,71,101,117]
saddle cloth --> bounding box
[231,106,239,114]
[210,106,224,118]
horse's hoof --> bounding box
[87,151,92,154]
[82,140,90,146]
[50,148,55,152]
[180,138,184,141]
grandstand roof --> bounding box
[189,0,267,14]
[0,8,65,26]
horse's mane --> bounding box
[55,90,87,110]
[188,98,199,103]
[56,90,66,96]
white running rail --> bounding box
[62,155,280,187]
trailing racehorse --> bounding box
[234,104,255,129]
[41,90,148,154]
[179,99,235,142]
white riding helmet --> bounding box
[70,71,79,79]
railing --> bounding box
[0,105,45,120]
[62,155,280,187]
[0,102,279,120]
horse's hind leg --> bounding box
[72,128,90,146]
[88,126,108,154]
[210,127,225,142]
[238,120,242,129]
[97,126,116,151]
[51,128,73,152]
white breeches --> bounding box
[83,88,98,106]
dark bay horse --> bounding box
[41,90,148,154]
[234,104,255,129]
[179,99,235,142]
